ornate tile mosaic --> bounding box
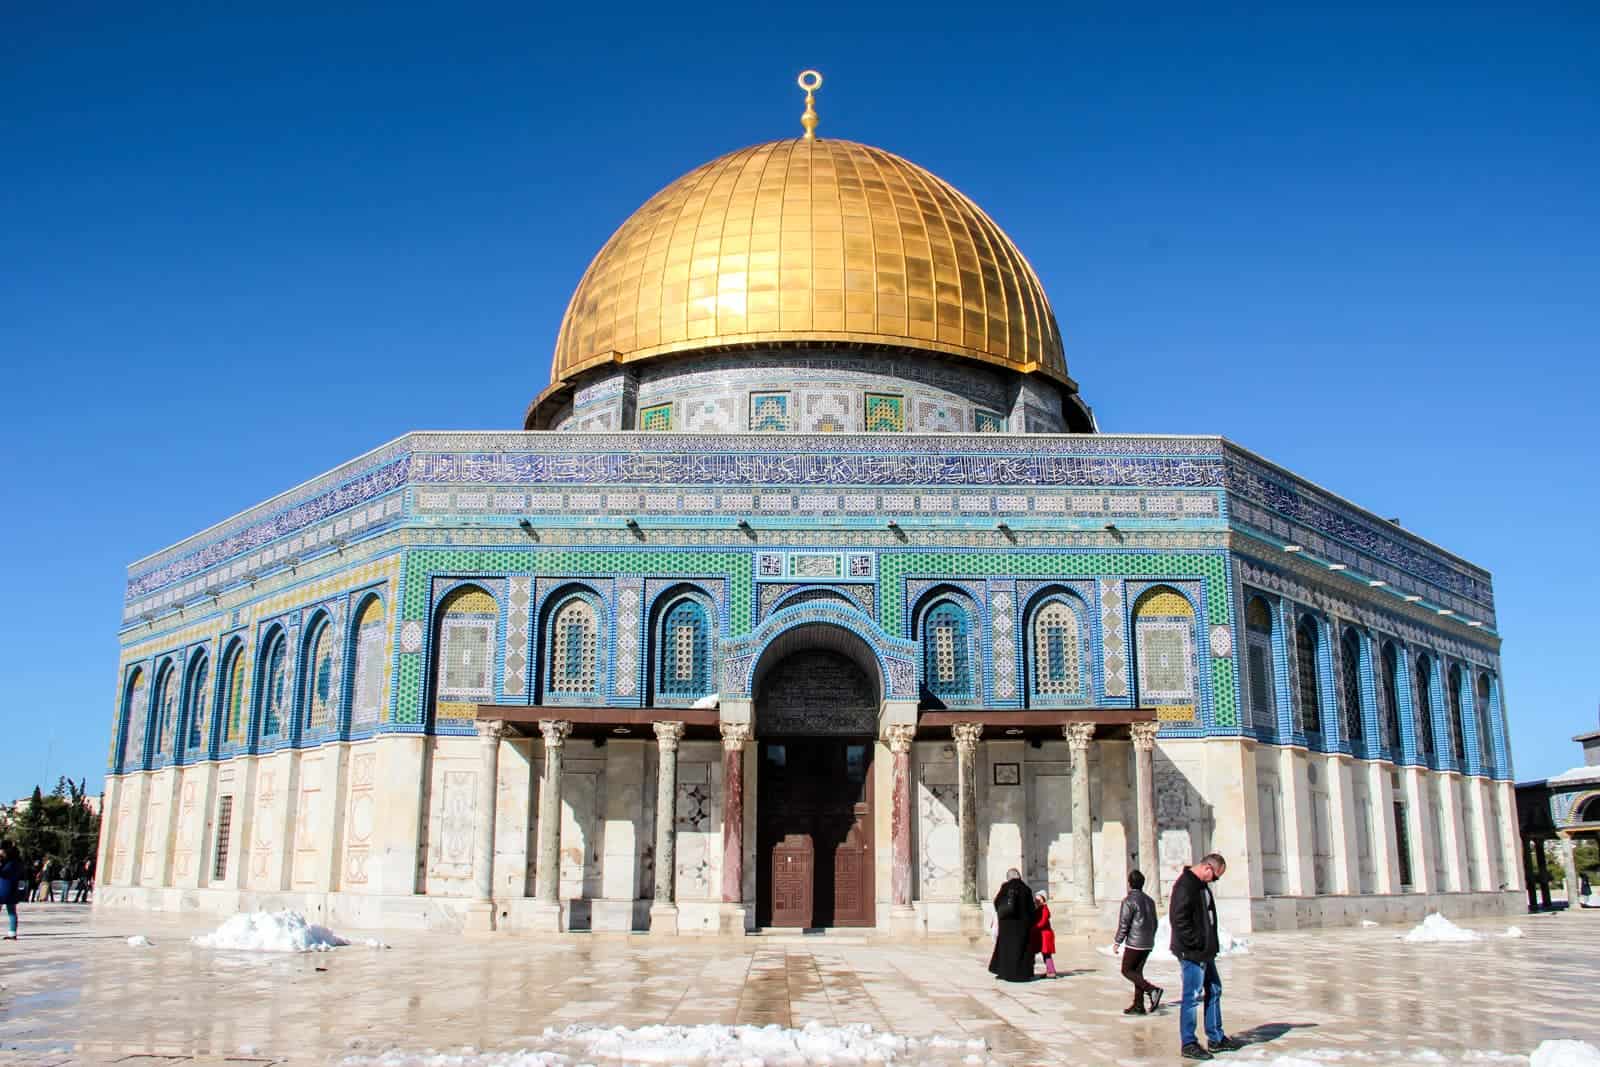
[865,393,905,433]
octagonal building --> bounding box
[96,97,1522,936]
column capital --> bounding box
[654,720,687,751]
[951,722,983,751]
[1064,721,1096,751]
[883,723,917,755]
[719,721,752,751]
[538,719,573,748]
[1129,721,1160,751]
[475,719,508,743]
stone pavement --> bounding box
[1,904,1596,1066]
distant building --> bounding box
[96,75,1519,936]
[1517,708,1600,906]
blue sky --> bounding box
[2,3,1595,802]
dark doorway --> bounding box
[756,738,875,927]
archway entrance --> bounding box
[753,630,880,929]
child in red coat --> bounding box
[1031,891,1057,978]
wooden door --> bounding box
[757,739,874,928]
[771,833,813,927]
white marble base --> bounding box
[649,902,680,936]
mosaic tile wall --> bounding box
[114,431,1507,780]
[547,351,1032,435]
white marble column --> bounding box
[1464,777,1494,892]
[1436,774,1469,892]
[1065,722,1097,909]
[650,721,685,935]
[531,719,571,931]
[1496,782,1525,893]
[1368,763,1400,895]
[465,719,505,932]
[952,722,983,920]
[1400,767,1437,894]
[1130,721,1160,902]
[1327,755,1361,895]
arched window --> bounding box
[259,630,289,739]
[151,661,178,757]
[219,642,247,745]
[349,596,387,729]
[922,599,974,702]
[1448,665,1467,765]
[1379,641,1402,753]
[1133,588,1196,717]
[121,668,148,770]
[658,597,713,701]
[1029,598,1085,703]
[1244,596,1277,732]
[548,596,599,696]
[184,652,211,754]
[1413,652,1436,761]
[435,586,498,725]
[1476,672,1495,772]
[1339,628,1364,748]
[1294,616,1322,736]
[303,616,336,730]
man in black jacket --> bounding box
[1169,853,1242,1060]
[987,868,1036,981]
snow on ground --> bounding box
[125,935,152,947]
[1237,1040,1600,1066]
[1095,917,1250,961]
[1399,912,1483,943]
[340,1022,992,1066]
[1361,919,1380,928]
[192,910,351,953]
[1532,1040,1600,1067]
[1501,926,1525,938]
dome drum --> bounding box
[529,344,1090,434]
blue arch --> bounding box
[342,589,387,738]
[539,586,608,705]
[211,635,247,758]
[725,601,917,703]
[1023,588,1092,708]
[252,622,290,751]
[180,645,212,760]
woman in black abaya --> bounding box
[987,867,1037,981]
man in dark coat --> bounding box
[1170,853,1242,1060]
[987,867,1036,981]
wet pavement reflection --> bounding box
[0,904,1595,1065]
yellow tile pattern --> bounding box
[552,138,1067,385]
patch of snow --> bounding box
[1097,917,1249,960]
[125,935,152,947]
[1398,912,1482,943]
[1236,1049,1524,1066]
[192,910,351,953]
[1500,926,1525,938]
[341,1022,991,1066]
[1361,920,1380,928]
[1532,1040,1600,1067]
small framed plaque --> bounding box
[993,762,1021,786]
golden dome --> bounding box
[542,137,1069,402]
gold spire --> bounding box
[798,70,822,140]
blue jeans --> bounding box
[1178,958,1224,1047]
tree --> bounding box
[5,781,100,874]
